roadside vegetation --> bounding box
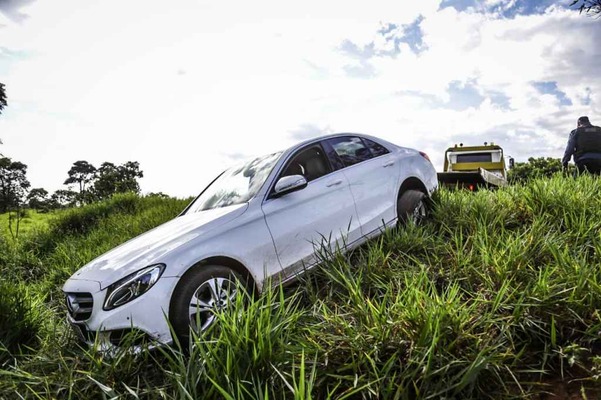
[1,175,601,399]
[0,210,54,240]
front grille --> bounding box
[65,292,94,321]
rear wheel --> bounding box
[397,189,428,225]
[169,265,249,344]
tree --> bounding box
[570,0,601,17]
[92,161,144,200]
[0,157,30,239]
[91,162,118,200]
[508,157,564,182]
[0,82,6,116]
[27,188,49,211]
[0,157,30,213]
[0,83,6,146]
[64,160,96,204]
[50,189,77,208]
[117,161,144,193]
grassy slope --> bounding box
[0,209,55,240]
[1,177,601,399]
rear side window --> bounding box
[363,138,389,157]
[327,137,373,167]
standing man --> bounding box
[562,116,601,175]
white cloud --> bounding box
[0,0,599,196]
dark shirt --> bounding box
[562,127,601,166]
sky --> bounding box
[0,0,599,198]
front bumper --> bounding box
[63,276,180,350]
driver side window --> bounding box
[281,145,332,182]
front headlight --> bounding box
[103,264,165,311]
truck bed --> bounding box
[437,168,507,190]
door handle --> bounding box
[383,161,395,167]
[326,180,343,187]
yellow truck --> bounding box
[437,142,513,190]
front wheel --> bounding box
[397,189,428,225]
[169,265,249,344]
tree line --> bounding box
[0,83,144,213]
[508,157,564,182]
[0,159,144,213]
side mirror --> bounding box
[508,157,515,169]
[273,175,307,197]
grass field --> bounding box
[0,209,56,242]
[1,177,601,399]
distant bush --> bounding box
[508,157,564,182]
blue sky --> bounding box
[533,81,573,106]
[0,0,599,197]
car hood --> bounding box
[66,203,248,289]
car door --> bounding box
[261,142,361,280]
[324,136,400,236]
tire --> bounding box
[169,264,249,344]
[397,189,428,225]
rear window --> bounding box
[456,153,492,163]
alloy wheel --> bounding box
[412,200,427,223]
[189,277,237,332]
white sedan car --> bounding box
[63,133,437,348]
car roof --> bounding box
[287,132,396,152]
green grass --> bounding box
[0,209,55,241]
[1,177,601,398]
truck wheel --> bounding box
[397,190,428,225]
[169,265,250,344]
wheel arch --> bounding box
[396,177,431,221]
[397,176,429,198]
[176,256,258,294]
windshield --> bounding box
[186,152,282,213]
